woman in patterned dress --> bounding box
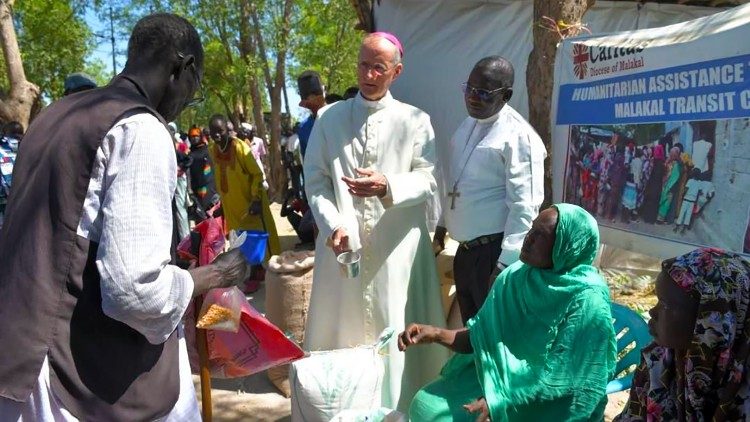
[616,248,750,421]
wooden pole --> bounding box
[195,298,212,422]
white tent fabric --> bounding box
[374,0,724,148]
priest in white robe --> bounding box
[302,32,449,411]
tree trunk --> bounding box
[0,0,40,128]
[527,0,594,208]
[248,76,266,139]
[238,0,267,142]
[268,85,284,201]
[350,0,374,32]
[250,0,294,202]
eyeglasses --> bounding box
[358,61,392,76]
[188,84,205,108]
[178,52,205,108]
[461,82,508,102]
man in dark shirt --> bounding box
[296,70,326,159]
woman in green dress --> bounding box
[657,146,682,223]
[398,203,616,421]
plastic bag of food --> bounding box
[196,286,244,332]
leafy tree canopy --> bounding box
[0,0,101,101]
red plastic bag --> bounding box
[182,212,304,378]
[177,215,224,266]
[207,299,306,378]
[184,290,306,378]
[196,287,243,332]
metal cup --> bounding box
[337,251,361,279]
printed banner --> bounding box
[552,5,750,258]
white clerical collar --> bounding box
[356,91,394,110]
[474,108,502,125]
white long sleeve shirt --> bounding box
[79,112,194,344]
[437,105,546,266]
[0,112,199,421]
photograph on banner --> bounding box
[563,120,721,246]
[552,5,750,256]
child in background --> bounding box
[693,175,715,217]
[621,175,637,223]
[674,168,702,234]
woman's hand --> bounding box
[397,323,441,351]
[463,397,490,422]
[248,200,262,215]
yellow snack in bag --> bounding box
[197,304,234,329]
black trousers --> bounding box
[453,234,503,325]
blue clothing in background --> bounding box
[298,115,315,159]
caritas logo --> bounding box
[573,44,589,79]
[571,41,650,79]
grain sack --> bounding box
[265,250,315,397]
[331,408,406,422]
[290,329,394,422]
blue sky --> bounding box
[84,7,123,78]
[83,9,308,122]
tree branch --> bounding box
[0,0,40,126]
[1,0,27,91]
[250,2,273,96]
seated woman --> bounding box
[399,203,617,421]
[616,248,750,421]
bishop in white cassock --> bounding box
[302,33,449,411]
[434,56,546,325]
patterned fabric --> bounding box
[188,144,217,211]
[616,248,750,422]
[0,138,17,227]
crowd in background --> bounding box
[566,125,716,234]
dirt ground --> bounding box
[195,203,642,421]
[193,203,298,422]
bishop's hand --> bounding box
[330,227,350,255]
[341,168,388,198]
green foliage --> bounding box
[94,0,262,126]
[7,0,99,100]
[292,0,361,96]
[83,58,111,87]
[92,0,362,122]
[4,0,362,115]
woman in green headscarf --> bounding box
[398,203,616,421]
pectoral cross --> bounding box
[448,182,460,210]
